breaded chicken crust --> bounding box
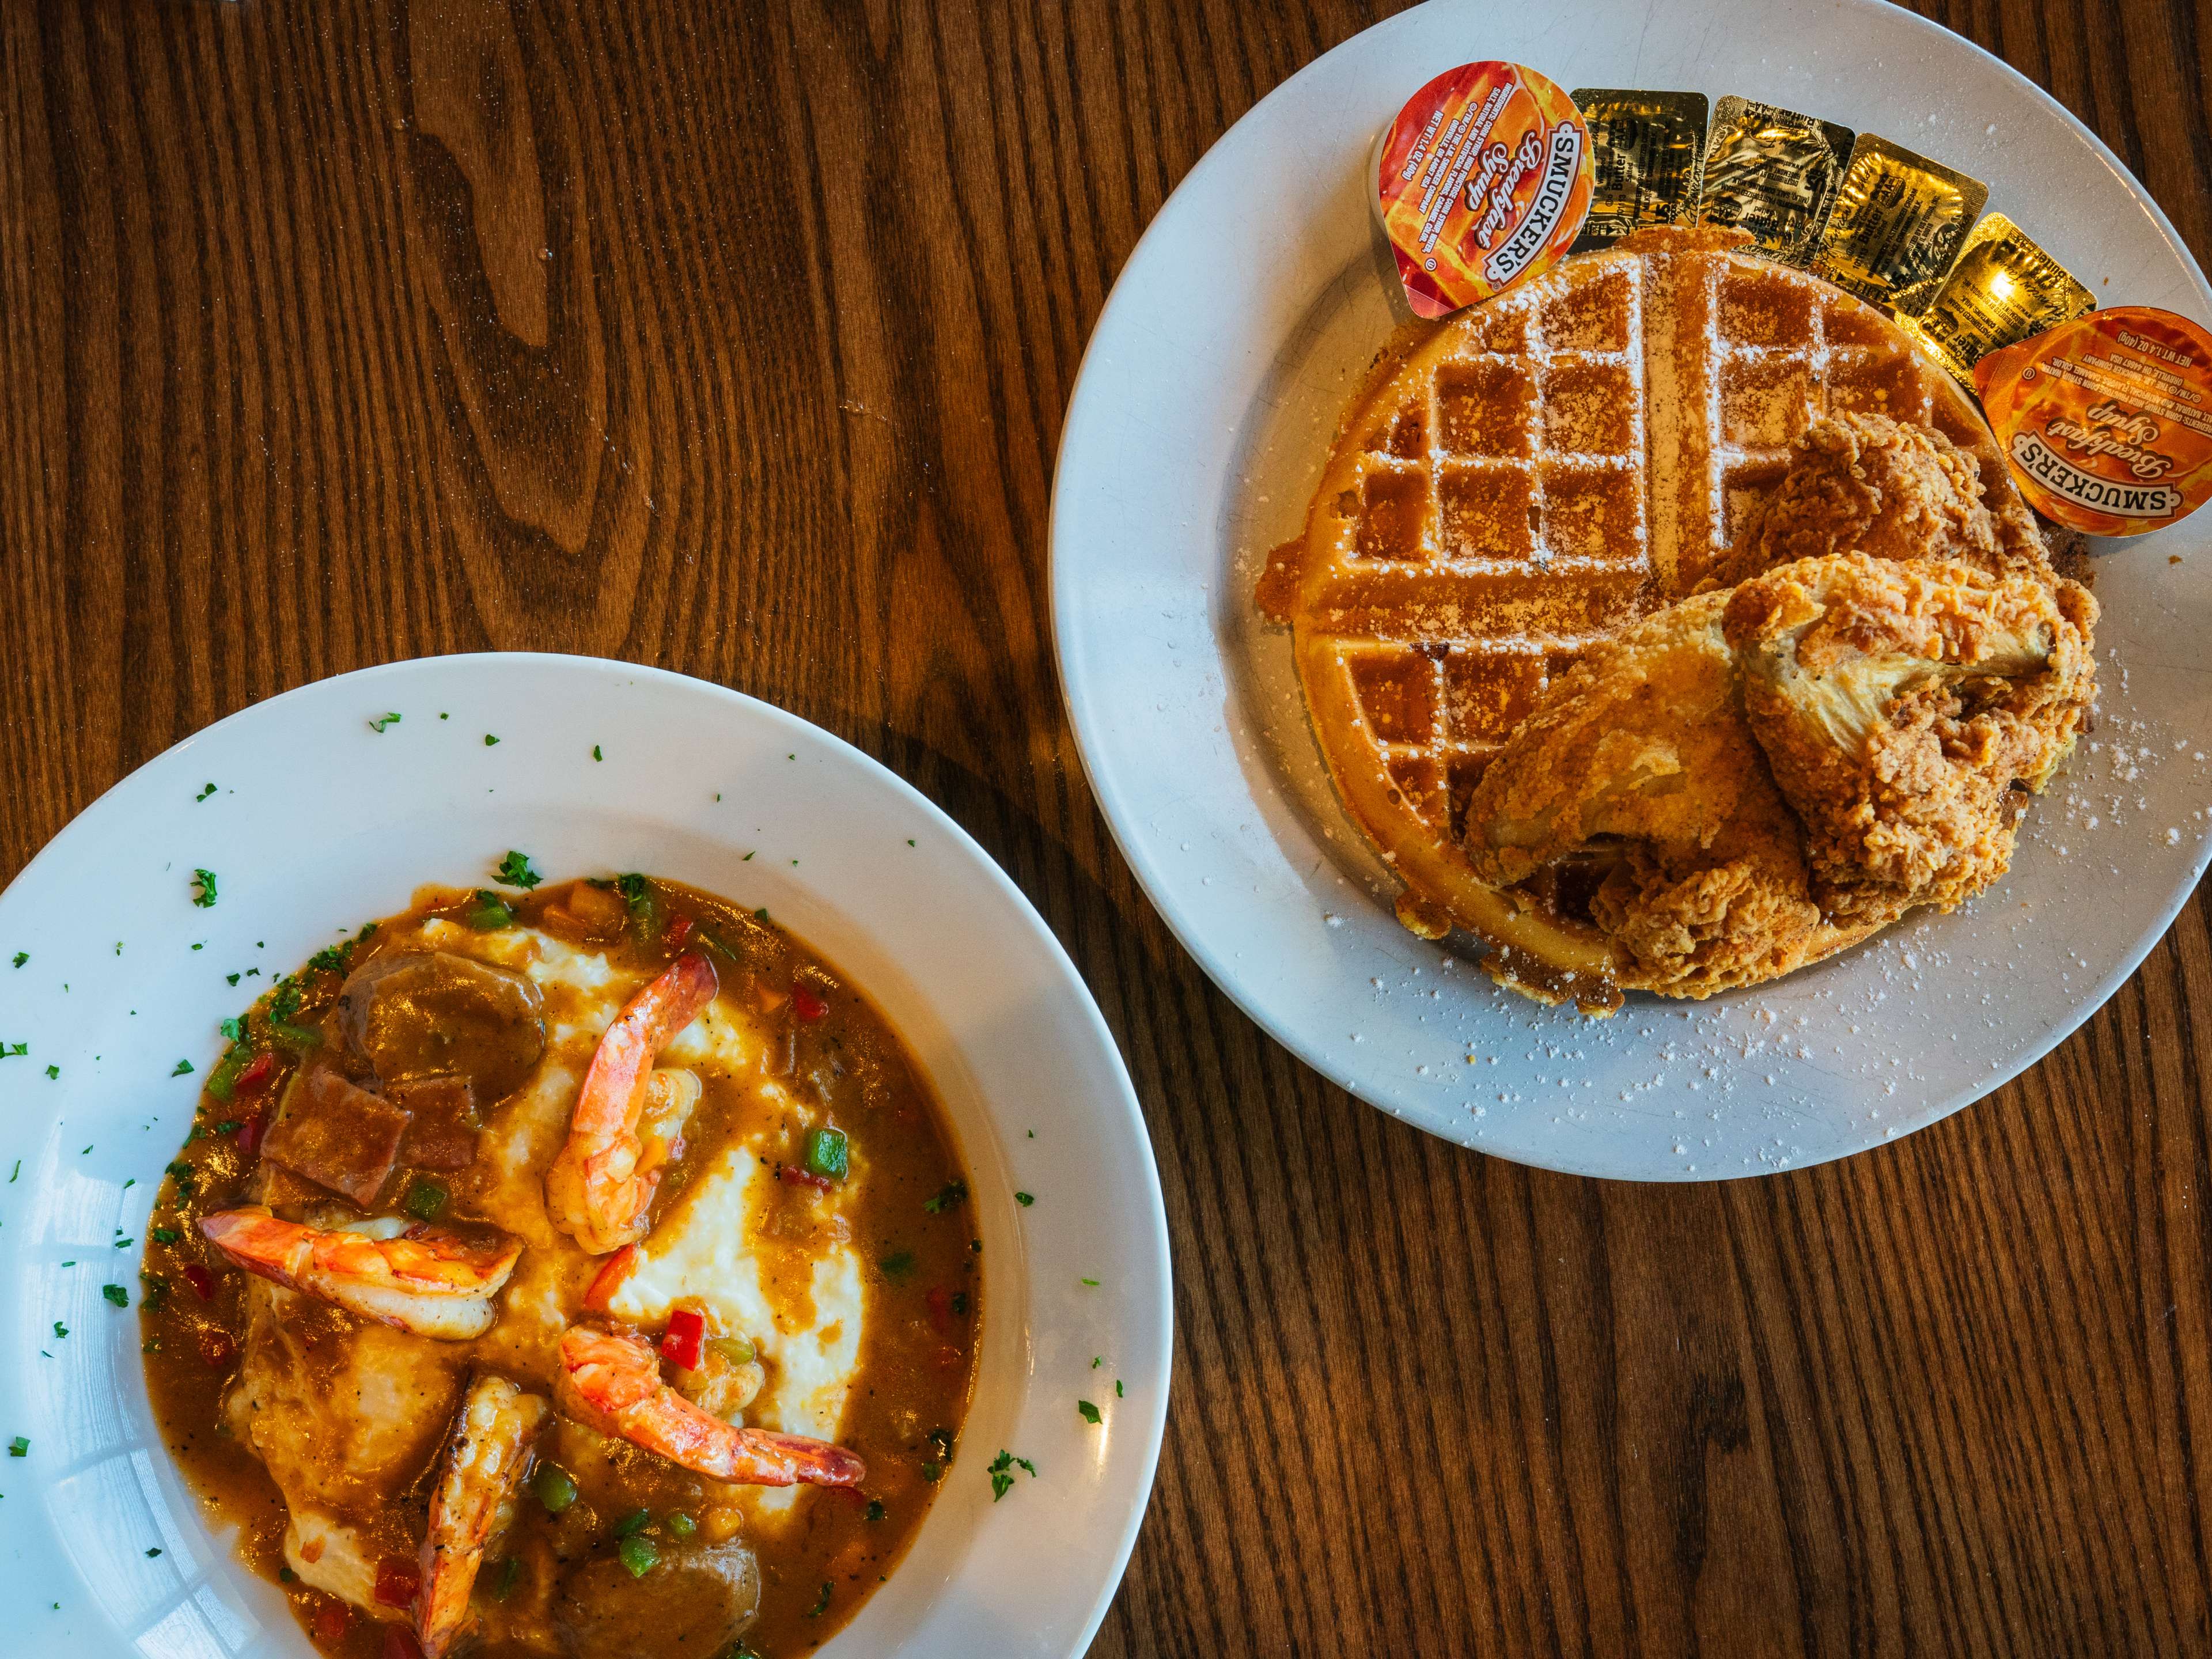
[1707,411,2055,590]
[1461,554,2097,1001]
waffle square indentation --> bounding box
[1718,355,1816,450]
[1354,468,1429,560]
[1827,351,1932,424]
[1444,650,1547,743]
[1538,269,1634,353]
[1539,463,1641,560]
[1437,358,1537,459]
[1717,266,1817,347]
[1438,465,1536,560]
[1349,652,1438,743]
[1540,358,1637,457]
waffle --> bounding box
[1260,224,2030,1003]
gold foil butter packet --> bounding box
[1568,89,1707,253]
[1695,96,1854,263]
[1813,133,1988,314]
[1900,211,2096,384]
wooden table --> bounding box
[3,2,2209,1653]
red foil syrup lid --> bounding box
[1377,62,1595,318]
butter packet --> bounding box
[1568,89,1708,253]
[1813,133,1988,314]
[1695,96,1854,263]
[1900,212,2096,384]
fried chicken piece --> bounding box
[1461,554,2096,1001]
[1462,589,1843,998]
[1707,412,2054,590]
[1722,555,2097,925]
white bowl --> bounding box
[1052,0,2212,1180]
[0,653,1171,1658]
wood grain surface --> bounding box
[4,1,2211,1653]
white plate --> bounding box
[1052,0,2212,1180]
[0,654,1169,1658]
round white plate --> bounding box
[1052,0,2212,1179]
[0,654,1169,1658]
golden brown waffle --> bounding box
[1260,224,2030,1003]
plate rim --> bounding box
[1047,0,2212,1181]
[0,649,1173,1658]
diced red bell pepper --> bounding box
[660,1306,706,1372]
[777,1164,831,1190]
[236,1111,267,1156]
[792,985,829,1022]
[235,1051,276,1093]
[582,1243,639,1315]
[200,1330,237,1369]
[373,1555,421,1609]
[184,1264,217,1301]
[663,912,695,948]
[312,1601,351,1645]
[924,1286,953,1338]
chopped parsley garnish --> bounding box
[483,733,499,747]
[7,1438,25,1458]
[402,1179,449,1222]
[1092,1355,1103,1368]
[863,1499,886,1522]
[2,1043,25,1058]
[171,1060,194,1077]
[1116,1380,1124,1398]
[52,1322,67,1339]
[102,1285,128,1308]
[878,1249,917,1282]
[612,1508,652,1537]
[369,712,402,733]
[44,1065,58,1080]
[950,1291,969,1317]
[1015,1191,1035,1206]
[225,974,240,987]
[144,1547,161,1558]
[922,1179,968,1215]
[592,744,603,762]
[1077,1400,1101,1425]
[803,1126,849,1183]
[151,1228,180,1245]
[10,952,24,968]
[495,850,542,889]
[141,1275,170,1312]
[466,891,516,931]
[805,1582,831,1619]
[195,782,217,801]
[219,1017,244,1041]
[306,941,353,974]
[986,1449,1036,1501]
[190,869,218,908]
[927,1427,956,1463]
[1080,1277,1099,1287]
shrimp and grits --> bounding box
[139,874,981,1659]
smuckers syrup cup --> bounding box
[1975,307,2212,537]
[1569,89,1709,254]
[1376,62,1594,319]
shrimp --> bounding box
[546,952,719,1254]
[199,1208,523,1340]
[554,1324,864,1488]
[415,1374,549,1658]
